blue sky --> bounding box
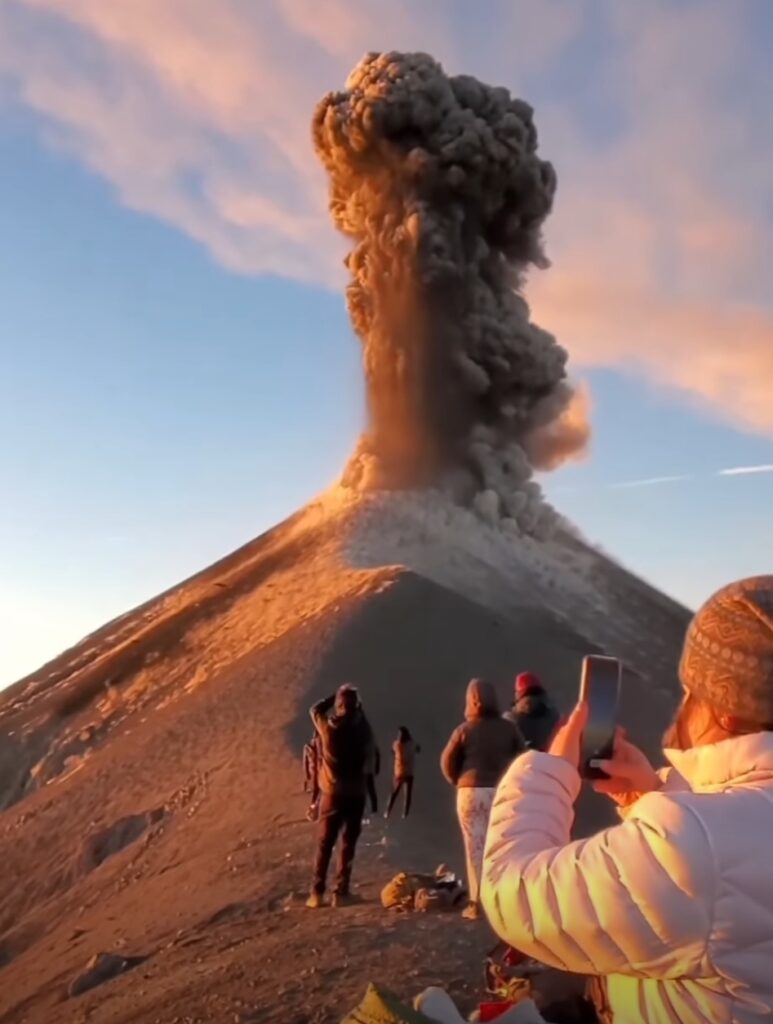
[1,0,772,685]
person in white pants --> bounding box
[441,678,525,920]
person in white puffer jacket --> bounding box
[481,575,773,1024]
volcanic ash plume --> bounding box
[313,51,589,532]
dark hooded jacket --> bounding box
[440,680,526,789]
[310,691,375,798]
[504,688,560,752]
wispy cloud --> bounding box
[1,1,772,437]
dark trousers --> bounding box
[366,774,378,814]
[385,776,414,818]
[312,793,365,896]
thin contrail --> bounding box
[609,475,692,490]
[717,464,773,477]
[549,463,773,493]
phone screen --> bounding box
[579,655,621,779]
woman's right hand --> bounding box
[590,729,661,804]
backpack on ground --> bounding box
[380,865,466,913]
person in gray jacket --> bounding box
[503,672,560,752]
[441,679,525,919]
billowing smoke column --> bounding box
[313,51,589,533]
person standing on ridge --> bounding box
[504,672,560,752]
[385,726,420,819]
[306,684,375,909]
[441,679,526,920]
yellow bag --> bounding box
[340,983,433,1024]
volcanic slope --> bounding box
[0,488,689,1023]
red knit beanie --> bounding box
[515,672,542,698]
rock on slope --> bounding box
[0,488,689,1023]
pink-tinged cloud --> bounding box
[0,0,343,282]
[531,266,773,435]
[525,380,592,472]
[0,0,772,437]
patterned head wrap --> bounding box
[679,576,773,724]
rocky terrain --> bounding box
[0,487,690,1022]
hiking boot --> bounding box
[331,891,354,908]
[461,901,480,921]
[305,892,323,909]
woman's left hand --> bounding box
[547,702,588,770]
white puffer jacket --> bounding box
[481,733,773,1023]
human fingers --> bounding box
[573,701,589,727]
[588,757,631,779]
[548,702,588,768]
[562,701,588,740]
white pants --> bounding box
[456,786,495,904]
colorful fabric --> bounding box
[415,989,550,1023]
[679,575,773,723]
[456,786,495,903]
[482,738,773,1023]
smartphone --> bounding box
[579,655,621,780]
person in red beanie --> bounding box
[503,672,560,752]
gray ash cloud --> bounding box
[313,51,588,532]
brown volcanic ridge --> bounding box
[0,486,689,1023]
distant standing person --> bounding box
[441,679,525,920]
[504,672,560,752]
[306,684,375,909]
[385,726,420,819]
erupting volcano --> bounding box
[314,52,588,534]
[0,53,687,1024]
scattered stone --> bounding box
[79,809,164,873]
[67,951,146,997]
